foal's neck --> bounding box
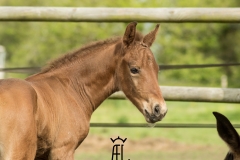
[29,40,122,117]
[26,39,121,116]
[68,43,121,112]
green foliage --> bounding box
[117,115,129,123]
[154,22,240,87]
[0,0,240,87]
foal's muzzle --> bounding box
[144,104,167,123]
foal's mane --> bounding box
[41,37,120,73]
[41,32,143,73]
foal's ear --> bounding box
[123,21,137,47]
[213,112,240,152]
[143,24,160,47]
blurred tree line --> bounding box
[0,0,240,87]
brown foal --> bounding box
[0,22,167,159]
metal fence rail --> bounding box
[1,63,240,73]
[1,7,240,23]
[90,123,240,128]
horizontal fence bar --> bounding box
[1,69,240,103]
[0,67,40,73]
[160,63,240,70]
[1,7,240,23]
[1,63,240,73]
[90,123,240,128]
[110,86,240,103]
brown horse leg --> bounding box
[48,149,75,160]
[48,144,76,160]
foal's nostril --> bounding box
[154,105,160,115]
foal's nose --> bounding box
[153,103,168,120]
[144,101,167,123]
[153,104,160,116]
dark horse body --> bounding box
[0,22,167,159]
[213,112,240,160]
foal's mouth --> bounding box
[144,109,167,124]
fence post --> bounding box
[221,74,228,88]
[0,45,6,79]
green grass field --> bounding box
[74,100,240,160]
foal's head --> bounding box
[116,22,167,124]
[213,112,240,160]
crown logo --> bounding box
[110,136,127,143]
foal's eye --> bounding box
[130,67,139,74]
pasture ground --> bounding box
[75,135,226,160]
[74,100,240,160]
